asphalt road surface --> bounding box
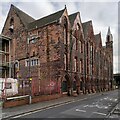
[13,90,119,119]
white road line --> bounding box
[76,109,86,112]
[93,112,107,116]
[12,98,87,118]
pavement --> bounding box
[1,90,119,119]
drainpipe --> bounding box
[84,41,86,94]
[69,29,73,96]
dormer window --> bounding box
[9,17,14,33]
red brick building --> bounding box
[1,4,113,96]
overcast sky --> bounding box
[0,0,119,74]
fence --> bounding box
[18,76,61,96]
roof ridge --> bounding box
[29,8,65,24]
[69,12,79,16]
[28,8,65,30]
[82,20,92,25]
[69,12,79,27]
[11,4,35,20]
[11,4,35,28]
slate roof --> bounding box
[82,20,92,38]
[94,33,102,47]
[11,4,35,28]
[69,12,78,27]
[28,8,65,30]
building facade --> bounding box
[0,35,11,78]
[1,4,113,96]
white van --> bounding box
[0,78,18,98]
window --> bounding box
[77,23,80,30]
[82,43,84,53]
[26,60,29,66]
[74,57,77,72]
[10,17,14,25]
[90,45,93,64]
[79,40,82,53]
[27,35,38,44]
[86,42,89,55]
[80,60,82,73]
[76,37,78,50]
[64,54,67,70]
[31,60,34,66]
[25,58,39,67]
[63,16,68,45]
[90,64,92,75]
[29,37,37,44]
[64,28,67,44]
[73,37,76,50]
[9,17,14,32]
[15,60,19,68]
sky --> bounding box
[0,0,119,74]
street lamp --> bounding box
[27,36,32,104]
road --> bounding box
[13,90,118,119]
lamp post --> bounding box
[27,36,32,104]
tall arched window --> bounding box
[76,23,80,50]
[80,60,82,73]
[63,16,68,71]
[64,54,67,70]
[63,16,68,45]
[79,40,82,53]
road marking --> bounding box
[76,109,86,112]
[12,98,87,118]
[93,112,107,116]
[83,105,88,107]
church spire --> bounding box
[107,26,111,36]
[106,26,113,42]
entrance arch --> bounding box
[74,75,80,95]
[61,74,71,95]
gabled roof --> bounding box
[11,4,35,28]
[94,33,102,47]
[69,12,78,27]
[82,20,92,38]
[28,8,65,30]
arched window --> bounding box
[9,17,14,32]
[75,23,80,50]
[64,54,67,70]
[79,40,82,53]
[80,60,82,73]
[63,16,68,45]
[15,60,19,68]
[74,57,77,72]
[10,17,14,25]
[77,23,80,30]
